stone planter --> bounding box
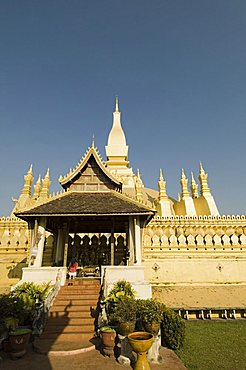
[100,328,116,357]
[119,321,136,336]
[143,321,160,336]
[8,328,32,358]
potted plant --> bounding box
[100,326,116,357]
[8,328,32,357]
[137,299,165,336]
[110,297,137,336]
[105,280,136,322]
[0,282,52,357]
[0,294,31,357]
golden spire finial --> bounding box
[40,169,51,199]
[190,172,199,198]
[92,134,95,148]
[180,168,190,199]
[181,168,186,179]
[115,96,119,112]
[45,168,50,178]
[191,171,195,184]
[33,175,41,199]
[158,168,168,200]
[200,161,205,175]
[21,164,34,196]
[28,164,33,175]
[198,162,210,195]
[135,169,143,201]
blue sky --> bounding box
[0,0,245,216]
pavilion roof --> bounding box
[15,191,155,218]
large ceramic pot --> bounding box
[9,328,32,358]
[100,327,116,357]
[119,321,136,336]
[143,321,160,336]
[128,331,154,370]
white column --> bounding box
[55,227,64,264]
[63,226,69,267]
[128,216,135,265]
[33,218,46,268]
[134,216,142,265]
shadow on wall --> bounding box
[7,259,27,279]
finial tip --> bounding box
[115,96,119,112]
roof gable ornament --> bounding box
[59,144,122,192]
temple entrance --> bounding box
[67,233,128,275]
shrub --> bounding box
[107,280,136,300]
[161,307,185,350]
[110,296,137,322]
[137,298,165,323]
[11,281,52,325]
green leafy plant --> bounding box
[137,298,165,324]
[110,296,137,323]
[11,281,52,326]
[0,294,21,333]
[108,280,136,298]
[105,280,136,320]
[100,326,116,333]
[161,307,185,350]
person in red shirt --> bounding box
[68,258,78,279]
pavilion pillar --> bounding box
[134,216,142,265]
[28,219,38,266]
[128,216,135,265]
[110,219,115,265]
[32,217,46,268]
[55,227,64,265]
[63,224,69,267]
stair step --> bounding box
[44,324,94,333]
[52,299,98,307]
[64,280,100,286]
[50,305,97,312]
[55,294,99,300]
[60,286,100,292]
[41,332,94,341]
[33,339,95,354]
[46,317,95,325]
[49,310,96,318]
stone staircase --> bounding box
[34,278,101,353]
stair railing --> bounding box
[32,268,63,336]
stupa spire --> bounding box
[33,175,41,199]
[105,97,129,169]
[158,169,168,200]
[180,168,190,199]
[21,164,34,196]
[198,162,211,195]
[135,169,143,201]
[190,172,199,198]
[40,168,51,199]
